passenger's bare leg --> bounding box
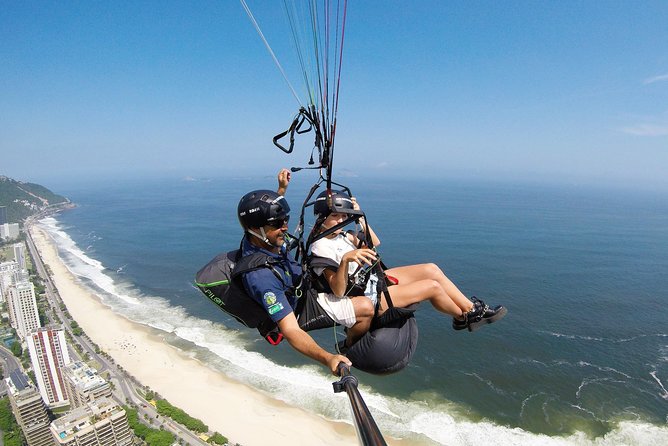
[346,296,374,346]
[378,279,462,317]
[385,263,473,313]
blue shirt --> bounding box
[240,236,302,323]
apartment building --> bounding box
[27,327,70,408]
[5,370,55,446]
[62,361,112,408]
[6,281,41,339]
[50,397,133,446]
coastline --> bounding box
[29,224,366,446]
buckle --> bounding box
[265,332,283,345]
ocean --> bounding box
[38,174,668,445]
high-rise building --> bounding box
[27,327,70,408]
[0,205,7,225]
[5,370,55,446]
[62,361,112,409]
[13,242,27,270]
[49,397,133,446]
[6,281,41,339]
[0,222,20,240]
[0,260,21,302]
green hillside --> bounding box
[0,176,70,224]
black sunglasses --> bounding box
[265,215,290,228]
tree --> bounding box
[0,397,24,446]
[38,307,49,326]
[209,432,229,445]
[33,281,45,295]
[145,430,175,446]
[0,398,17,431]
[3,431,22,446]
[125,403,185,446]
[70,320,83,336]
[9,341,22,357]
[155,399,208,433]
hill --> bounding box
[0,176,71,224]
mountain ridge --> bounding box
[0,175,71,224]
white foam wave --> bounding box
[38,218,140,305]
[649,371,668,400]
[545,331,668,344]
[400,413,668,446]
[659,345,668,363]
[575,377,628,400]
[570,404,604,423]
[577,361,633,379]
[545,331,606,342]
[520,392,546,419]
[38,217,668,445]
[463,372,512,396]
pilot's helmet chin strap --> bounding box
[247,228,283,248]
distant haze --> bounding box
[2,2,667,191]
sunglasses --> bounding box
[265,215,290,229]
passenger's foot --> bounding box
[452,316,467,331]
[456,297,507,332]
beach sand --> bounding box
[30,225,369,446]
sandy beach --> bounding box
[29,225,365,446]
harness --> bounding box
[308,243,408,331]
[195,249,296,345]
[196,239,343,345]
[309,252,377,298]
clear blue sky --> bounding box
[2,1,667,190]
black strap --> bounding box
[231,252,288,287]
[232,251,298,343]
[273,107,315,154]
[308,255,340,271]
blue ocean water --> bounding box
[40,174,668,445]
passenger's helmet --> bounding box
[313,190,354,218]
[237,190,290,230]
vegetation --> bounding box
[38,305,49,326]
[0,175,69,223]
[32,279,45,296]
[0,245,13,262]
[9,341,22,357]
[125,406,176,446]
[209,432,229,445]
[70,320,83,336]
[155,399,208,433]
[20,349,31,371]
[51,404,71,416]
[0,397,24,446]
[0,233,26,251]
[33,276,50,326]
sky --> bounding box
[2,1,668,190]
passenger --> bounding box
[236,170,371,374]
[309,190,507,341]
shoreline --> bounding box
[29,224,368,446]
